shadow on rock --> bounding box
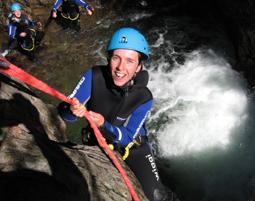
[0,84,90,201]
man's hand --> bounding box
[19,32,27,37]
[70,98,87,117]
[52,11,57,18]
[86,5,94,16]
[88,111,105,128]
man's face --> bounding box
[13,10,21,18]
[110,49,141,87]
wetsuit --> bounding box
[8,13,44,60]
[59,65,176,201]
[52,0,90,31]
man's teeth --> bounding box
[116,72,125,77]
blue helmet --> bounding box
[10,3,22,12]
[107,27,149,60]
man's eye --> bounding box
[111,56,120,61]
[127,59,136,64]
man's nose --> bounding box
[117,59,125,70]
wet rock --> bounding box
[0,74,148,201]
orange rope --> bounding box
[0,57,140,201]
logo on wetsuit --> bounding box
[145,154,160,181]
[68,76,85,98]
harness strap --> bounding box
[20,28,36,51]
[122,140,141,160]
[0,57,140,201]
[108,134,146,161]
[61,12,80,20]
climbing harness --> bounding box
[111,136,145,161]
[122,140,141,160]
[20,28,36,51]
[0,57,140,201]
[61,12,80,20]
[60,0,80,21]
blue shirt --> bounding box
[8,14,37,39]
[52,0,89,11]
[63,68,153,145]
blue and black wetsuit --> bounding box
[52,0,91,31]
[8,13,44,59]
[59,65,177,201]
[53,0,90,12]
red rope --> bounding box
[0,57,140,201]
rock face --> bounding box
[215,0,255,85]
[174,0,255,85]
[0,73,148,201]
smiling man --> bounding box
[7,2,44,61]
[58,27,179,201]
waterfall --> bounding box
[148,50,248,157]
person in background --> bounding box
[51,0,94,31]
[7,2,44,61]
[58,27,180,201]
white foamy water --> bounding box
[148,50,248,157]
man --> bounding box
[52,0,94,31]
[58,27,179,201]
[7,2,44,61]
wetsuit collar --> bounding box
[105,66,149,96]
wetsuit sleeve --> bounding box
[8,24,17,39]
[23,15,37,27]
[61,69,92,122]
[103,100,153,145]
[52,0,63,11]
[74,0,89,9]
[29,20,38,27]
